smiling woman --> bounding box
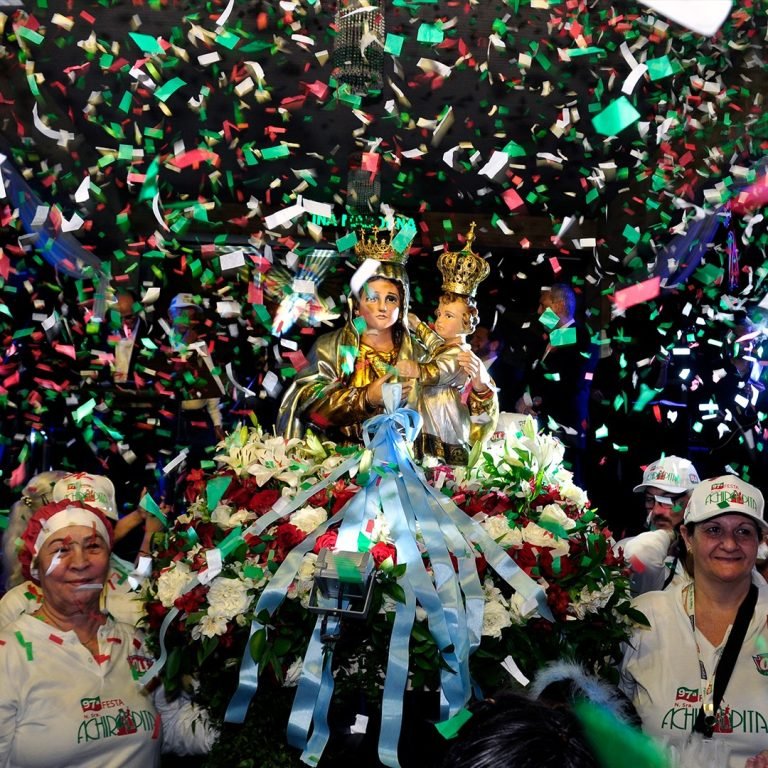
[0,500,217,768]
[619,476,768,768]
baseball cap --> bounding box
[53,473,118,521]
[633,456,700,494]
[169,293,200,312]
[685,475,767,532]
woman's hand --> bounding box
[746,751,768,768]
[457,349,492,393]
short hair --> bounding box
[441,692,599,768]
[547,283,576,320]
[439,292,480,333]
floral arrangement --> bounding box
[140,416,642,767]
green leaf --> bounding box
[249,627,268,663]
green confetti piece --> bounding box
[538,307,560,330]
[336,232,357,252]
[592,96,640,136]
[140,493,167,527]
[646,55,674,81]
[564,46,605,58]
[417,22,444,44]
[154,77,185,102]
[243,565,264,580]
[549,327,576,347]
[594,424,609,439]
[218,526,245,559]
[335,554,363,584]
[261,145,290,160]
[73,398,96,425]
[15,631,33,661]
[384,33,404,56]
[434,708,473,740]
[17,27,44,45]
[206,475,232,511]
[622,224,640,244]
[129,32,165,54]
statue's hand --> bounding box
[395,359,419,379]
[457,349,491,392]
[367,373,414,408]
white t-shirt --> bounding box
[615,529,688,595]
[620,580,768,768]
[0,614,161,768]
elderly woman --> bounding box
[277,230,497,445]
[620,475,768,768]
[0,500,215,767]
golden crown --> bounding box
[437,222,490,297]
[353,226,412,265]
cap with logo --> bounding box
[633,456,700,494]
[52,472,118,521]
[169,293,200,312]
[684,475,767,532]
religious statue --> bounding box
[398,223,498,464]
[276,224,499,461]
[276,226,420,442]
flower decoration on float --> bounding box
[138,413,641,768]
[437,221,491,297]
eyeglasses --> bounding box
[644,493,686,511]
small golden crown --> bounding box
[437,222,490,297]
[353,226,412,265]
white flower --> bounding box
[538,503,576,532]
[481,515,523,548]
[210,503,255,530]
[528,432,565,473]
[290,505,328,534]
[558,481,588,509]
[207,576,253,620]
[482,598,512,638]
[290,553,317,606]
[522,522,571,558]
[156,561,192,608]
[283,658,303,687]
[507,592,530,624]
[191,614,229,639]
[572,582,615,620]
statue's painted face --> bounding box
[358,278,402,333]
[435,299,470,342]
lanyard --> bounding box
[683,583,722,724]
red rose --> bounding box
[184,468,207,503]
[308,489,329,508]
[195,522,218,550]
[510,543,538,576]
[276,523,307,557]
[370,542,397,567]
[145,601,168,630]
[546,583,571,620]
[314,529,339,554]
[539,550,578,580]
[174,584,209,614]
[330,482,361,515]
[249,488,282,515]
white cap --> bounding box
[169,293,200,312]
[685,475,767,532]
[53,473,118,521]
[633,456,700,494]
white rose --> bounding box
[558,482,588,509]
[481,515,523,548]
[538,504,576,532]
[156,561,192,608]
[290,505,328,534]
[482,599,512,639]
[207,576,253,620]
[522,522,571,558]
[292,553,317,606]
[210,503,255,530]
[192,614,229,639]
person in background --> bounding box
[615,456,701,594]
[515,284,596,484]
[0,500,215,767]
[620,475,768,768]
